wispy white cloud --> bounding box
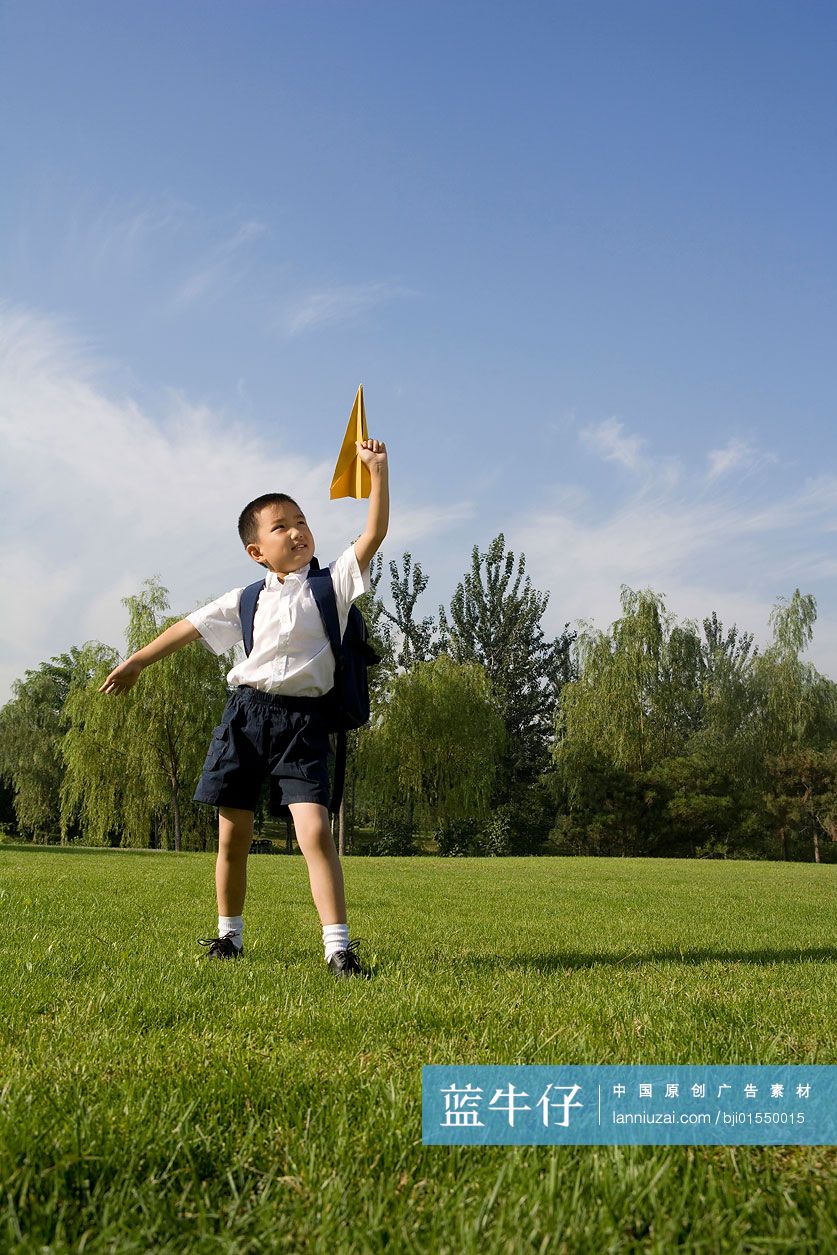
[56,195,267,307]
[53,193,193,275]
[86,198,191,267]
[579,416,645,471]
[0,304,466,702]
[474,411,837,674]
[510,425,837,677]
[706,436,779,481]
[226,221,268,250]
[282,281,414,335]
[171,219,269,309]
[578,415,682,493]
[384,501,476,549]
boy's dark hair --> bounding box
[237,493,302,548]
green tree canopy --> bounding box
[557,585,704,775]
[763,746,837,864]
[438,533,574,791]
[61,578,232,850]
[0,646,114,839]
[750,591,837,765]
[378,551,437,669]
[357,653,504,829]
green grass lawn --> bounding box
[1,846,835,1253]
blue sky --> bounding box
[2,0,837,701]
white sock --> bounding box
[218,915,243,951]
[323,923,349,963]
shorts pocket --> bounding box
[304,710,331,757]
[204,723,231,773]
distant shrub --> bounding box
[694,838,729,859]
[367,812,416,856]
[547,814,587,856]
[434,819,481,856]
[480,808,514,857]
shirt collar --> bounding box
[265,563,311,589]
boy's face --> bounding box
[246,501,314,576]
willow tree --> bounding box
[552,587,710,855]
[0,646,114,840]
[357,653,504,831]
[557,586,704,775]
[0,661,69,840]
[61,578,232,850]
[750,592,837,763]
[746,591,837,858]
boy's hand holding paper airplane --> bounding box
[355,437,387,470]
[332,384,390,500]
[332,385,389,570]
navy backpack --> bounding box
[238,556,381,814]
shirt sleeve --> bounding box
[185,587,245,656]
[328,543,371,618]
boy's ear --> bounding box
[245,544,266,567]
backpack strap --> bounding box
[305,557,348,818]
[306,560,343,665]
[239,578,266,657]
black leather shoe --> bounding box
[198,932,244,959]
[327,938,370,979]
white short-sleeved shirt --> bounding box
[186,543,371,697]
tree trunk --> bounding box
[815,811,837,857]
[285,814,293,854]
[338,798,346,856]
[812,824,820,864]
[170,779,182,853]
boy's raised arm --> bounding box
[353,438,389,572]
[99,618,201,696]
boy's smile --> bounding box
[246,501,314,579]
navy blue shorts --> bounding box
[193,686,332,813]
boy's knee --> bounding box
[217,807,254,854]
[289,803,330,835]
[219,806,255,823]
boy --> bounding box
[99,437,389,978]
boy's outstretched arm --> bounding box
[98,618,201,696]
[353,438,389,571]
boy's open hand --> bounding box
[356,437,387,470]
[99,657,144,696]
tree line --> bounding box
[1,535,835,862]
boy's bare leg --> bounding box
[288,802,346,925]
[216,807,254,916]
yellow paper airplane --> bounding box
[330,384,371,499]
